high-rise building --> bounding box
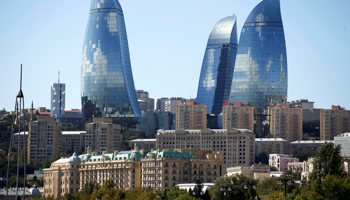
[320,106,350,140]
[27,116,62,163]
[288,99,320,121]
[51,83,65,116]
[164,98,185,114]
[156,128,255,173]
[229,0,287,109]
[81,0,141,122]
[85,118,123,154]
[156,98,168,112]
[269,104,303,142]
[222,103,254,131]
[175,101,207,130]
[196,15,238,115]
[136,90,149,99]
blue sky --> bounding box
[1,0,349,111]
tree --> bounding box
[175,194,196,200]
[308,174,350,200]
[310,142,344,181]
[103,179,116,190]
[269,166,278,171]
[82,181,100,195]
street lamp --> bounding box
[244,181,257,199]
[277,175,293,198]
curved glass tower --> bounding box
[196,15,238,114]
[81,0,141,121]
[228,0,287,109]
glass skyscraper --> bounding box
[229,0,287,109]
[81,0,141,122]
[196,15,238,114]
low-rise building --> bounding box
[226,165,270,180]
[334,133,350,157]
[255,138,288,155]
[269,154,299,172]
[289,140,332,155]
[287,158,313,181]
[129,139,156,150]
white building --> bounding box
[334,133,350,157]
[51,83,65,116]
[164,98,184,113]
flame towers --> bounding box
[196,15,238,115]
[81,0,141,122]
[229,0,287,109]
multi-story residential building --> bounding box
[13,132,28,151]
[156,98,169,112]
[129,139,156,150]
[226,165,270,180]
[255,138,288,155]
[175,101,207,130]
[156,128,255,173]
[54,109,84,126]
[62,131,86,153]
[289,140,332,155]
[164,98,185,114]
[288,99,320,121]
[269,104,303,142]
[334,133,350,157]
[222,103,254,131]
[138,100,148,112]
[51,82,65,116]
[320,106,350,140]
[269,154,299,172]
[85,118,123,154]
[136,90,149,99]
[27,116,62,163]
[43,153,81,198]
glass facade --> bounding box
[229,0,287,109]
[81,0,141,121]
[196,15,238,114]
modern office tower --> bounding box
[334,133,350,157]
[255,138,288,155]
[196,15,238,115]
[288,99,320,121]
[269,154,299,172]
[175,101,207,130]
[156,98,169,112]
[320,106,350,140]
[43,153,81,198]
[164,98,185,114]
[156,128,255,173]
[27,116,62,163]
[229,0,287,109]
[51,83,65,116]
[81,0,141,123]
[85,118,123,154]
[222,102,254,131]
[269,104,303,142]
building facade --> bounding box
[288,99,320,121]
[85,118,123,154]
[13,132,28,151]
[27,116,62,163]
[226,165,270,180]
[334,133,350,157]
[269,154,299,172]
[51,83,65,116]
[222,103,254,131]
[129,139,156,150]
[81,0,141,122]
[175,102,207,130]
[229,0,287,109]
[196,15,238,115]
[255,138,288,155]
[269,104,303,142]
[320,106,350,140]
[156,128,255,173]
[62,131,86,153]
[289,140,332,155]
[156,98,168,112]
[164,98,185,114]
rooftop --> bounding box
[256,138,287,142]
[290,140,333,144]
[129,138,156,142]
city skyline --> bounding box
[1,0,350,111]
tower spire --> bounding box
[58,71,60,83]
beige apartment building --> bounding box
[175,101,207,130]
[13,131,28,151]
[269,104,303,142]
[255,138,288,155]
[156,128,255,173]
[320,105,350,140]
[43,153,81,198]
[85,118,123,154]
[62,131,86,152]
[222,103,254,132]
[27,116,62,163]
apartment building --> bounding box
[320,106,350,140]
[334,133,350,157]
[175,101,207,130]
[62,131,86,152]
[13,132,28,151]
[43,153,81,198]
[156,128,255,173]
[27,116,62,163]
[164,98,185,114]
[222,103,254,131]
[269,104,303,142]
[255,138,288,155]
[288,99,320,121]
[85,118,123,154]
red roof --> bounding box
[38,112,50,115]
